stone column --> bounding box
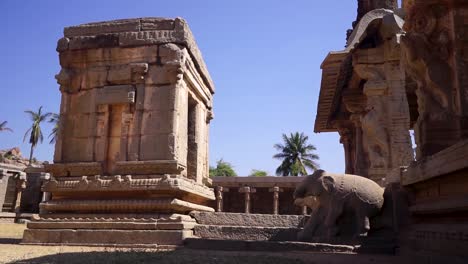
[338,126,355,174]
[302,206,308,215]
[239,186,256,214]
[14,172,26,214]
[215,186,229,212]
[401,1,467,159]
[39,173,51,214]
[350,114,369,176]
[268,186,283,215]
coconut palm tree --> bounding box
[23,106,52,165]
[48,113,60,144]
[0,121,13,132]
[273,132,319,176]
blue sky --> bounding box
[0,0,368,175]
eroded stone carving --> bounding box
[294,170,384,240]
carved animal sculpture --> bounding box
[294,170,384,241]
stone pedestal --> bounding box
[23,17,215,246]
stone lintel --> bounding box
[213,176,302,188]
[402,139,468,186]
[96,85,136,105]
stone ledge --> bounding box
[184,238,356,253]
[40,198,214,213]
[44,174,215,201]
[193,225,301,241]
[190,212,306,227]
[22,229,193,246]
[402,139,468,186]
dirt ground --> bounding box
[0,223,464,264]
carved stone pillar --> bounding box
[215,186,229,212]
[268,186,283,215]
[350,114,369,177]
[338,126,355,174]
[14,172,27,214]
[401,1,466,159]
[239,186,256,214]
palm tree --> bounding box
[48,113,60,144]
[273,132,319,176]
[23,106,52,165]
[0,121,13,132]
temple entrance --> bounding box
[105,104,124,175]
[187,95,198,181]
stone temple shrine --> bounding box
[23,17,216,245]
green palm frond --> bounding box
[24,106,52,164]
[273,132,320,176]
[0,121,13,132]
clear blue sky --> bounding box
[0,0,370,175]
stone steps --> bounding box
[194,225,300,241]
[185,237,397,255]
[189,212,397,254]
[190,212,306,227]
[184,238,357,253]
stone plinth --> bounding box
[23,17,215,246]
[401,140,468,257]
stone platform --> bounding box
[22,213,196,246]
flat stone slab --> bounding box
[190,212,307,227]
[185,238,356,253]
[194,225,300,241]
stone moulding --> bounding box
[40,198,214,213]
[45,160,187,177]
[45,162,102,177]
[58,17,214,94]
[402,139,468,186]
[43,174,215,200]
[114,160,185,175]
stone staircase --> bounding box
[190,212,304,241]
[186,212,397,254]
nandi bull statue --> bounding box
[294,170,384,241]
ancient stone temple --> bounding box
[315,1,414,185]
[23,17,216,246]
[399,0,468,257]
[315,0,468,258]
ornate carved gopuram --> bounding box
[316,4,414,185]
[23,18,216,246]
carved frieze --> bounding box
[43,174,215,200]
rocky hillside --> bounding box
[0,147,43,168]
